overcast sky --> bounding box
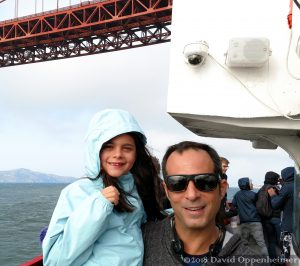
[0,0,294,187]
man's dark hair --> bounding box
[161,141,222,179]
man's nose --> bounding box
[184,180,199,200]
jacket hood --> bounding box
[281,167,295,182]
[264,171,279,185]
[84,109,146,178]
[238,177,251,190]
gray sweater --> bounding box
[142,217,270,266]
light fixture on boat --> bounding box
[251,139,278,149]
[183,41,209,67]
[225,38,271,68]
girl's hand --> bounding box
[101,186,120,205]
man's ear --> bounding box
[219,179,228,199]
[163,181,170,200]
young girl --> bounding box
[42,109,165,266]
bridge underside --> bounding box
[0,0,172,67]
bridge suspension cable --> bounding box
[35,0,44,13]
[15,0,18,18]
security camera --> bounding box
[183,41,209,66]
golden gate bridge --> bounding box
[0,0,172,67]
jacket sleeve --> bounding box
[270,185,288,210]
[231,195,237,209]
[42,183,114,266]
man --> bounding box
[256,171,281,262]
[220,157,230,180]
[268,167,295,263]
[143,141,266,265]
[218,157,234,229]
[231,177,269,256]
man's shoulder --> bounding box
[143,217,181,266]
[222,232,261,256]
[142,216,170,237]
[218,233,270,265]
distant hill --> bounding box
[0,168,77,183]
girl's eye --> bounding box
[123,146,134,151]
[102,144,113,150]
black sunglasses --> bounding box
[165,173,220,192]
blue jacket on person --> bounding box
[270,166,295,232]
[42,109,147,266]
[231,177,261,224]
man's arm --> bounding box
[268,186,287,210]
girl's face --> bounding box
[100,134,136,178]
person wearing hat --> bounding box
[231,177,269,256]
[257,171,282,263]
[268,167,295,263]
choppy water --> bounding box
[0,183,67,266]
[0,183,239,266]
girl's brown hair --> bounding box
[101,132,165,221]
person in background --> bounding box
[220,157,230,181]
[218,157,236,232]
[231,177,269,256]
[268,167,295,264]
[257,171,282,264]
[42,109,165,266]
[143,141,266,266]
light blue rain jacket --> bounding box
[43,109,147,266]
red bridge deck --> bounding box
[0,0,172,67]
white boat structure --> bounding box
[167,0,300,262]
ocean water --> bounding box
[0,183,67,266]
[0,184,239,266]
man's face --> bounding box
[221,162,229,174]
[164,149,227,234]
